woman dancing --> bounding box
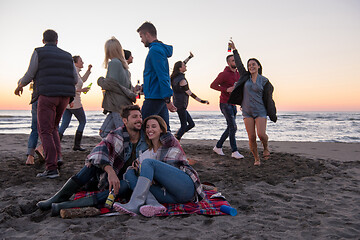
[228,40,277,166]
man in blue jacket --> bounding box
[137,22,176,130]
[14,29,77,178]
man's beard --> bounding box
[129,122,142,132]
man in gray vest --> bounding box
[15,29,77,178]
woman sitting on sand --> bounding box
[228,40,277,166]
[114,115,205,217]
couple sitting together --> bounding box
[37,105,205,217]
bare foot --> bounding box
[254,156,261,166]
[263,149,270,160]
[26,155,35,165]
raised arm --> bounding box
[229,40,247,76]
[80,64,92,82]
[183,52,194,65]
[180,79,209,104]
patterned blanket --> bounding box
[74,190,231,216]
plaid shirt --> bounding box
[156,133,205,202]
[86,126,147,190]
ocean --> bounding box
[0,110,359,143]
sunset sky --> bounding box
[0,0,359,111]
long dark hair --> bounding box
[143,115,167,150]
[170,61,183,82]
[247,58,262,75]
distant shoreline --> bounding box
[1,111,360,143]
[1,109,360,112]
[1,133,359,162]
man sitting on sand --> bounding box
[37,105,148,216]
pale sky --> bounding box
[0,0,359,111]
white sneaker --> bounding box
[231,151,244,159]
[213,146,225,156]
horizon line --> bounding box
[0,108,359,113]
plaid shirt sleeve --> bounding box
[85,130,125,174]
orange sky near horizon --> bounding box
[2,84,359,112]
[1,0,359,112]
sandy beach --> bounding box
[0,133,359,239]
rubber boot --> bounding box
[37,178,81,211]
[73,130,86,151]
[139,192,166,217]
[113,176,151,216]
[51,195,97,216]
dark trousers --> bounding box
[58,107,86,134]
[216,103,238,152]
[141,99,170,131]
[73,165,129,203]
[176,108,195,139]
[37,95,69,171]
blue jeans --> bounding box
[175,108,195,139]
[27,101,39,156]
[124,159,195,204]
[72,165,129,203]
[141,99,170,131]
[216,103,238,152]
[59,107,86,134]
[99,112,123,138]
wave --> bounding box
[1,110,360,143]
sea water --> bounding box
[0,110,359,143]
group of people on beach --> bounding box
[14,21,276,217]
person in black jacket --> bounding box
[170,52,209,140]
[15,29,77,178]
[228,40,277,166]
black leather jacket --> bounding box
[228,50,277,123]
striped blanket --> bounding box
[74,190,230,216]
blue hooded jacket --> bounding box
[143,41,173,99]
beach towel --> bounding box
[73,190,230,216]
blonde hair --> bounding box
[103,37,129,70]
